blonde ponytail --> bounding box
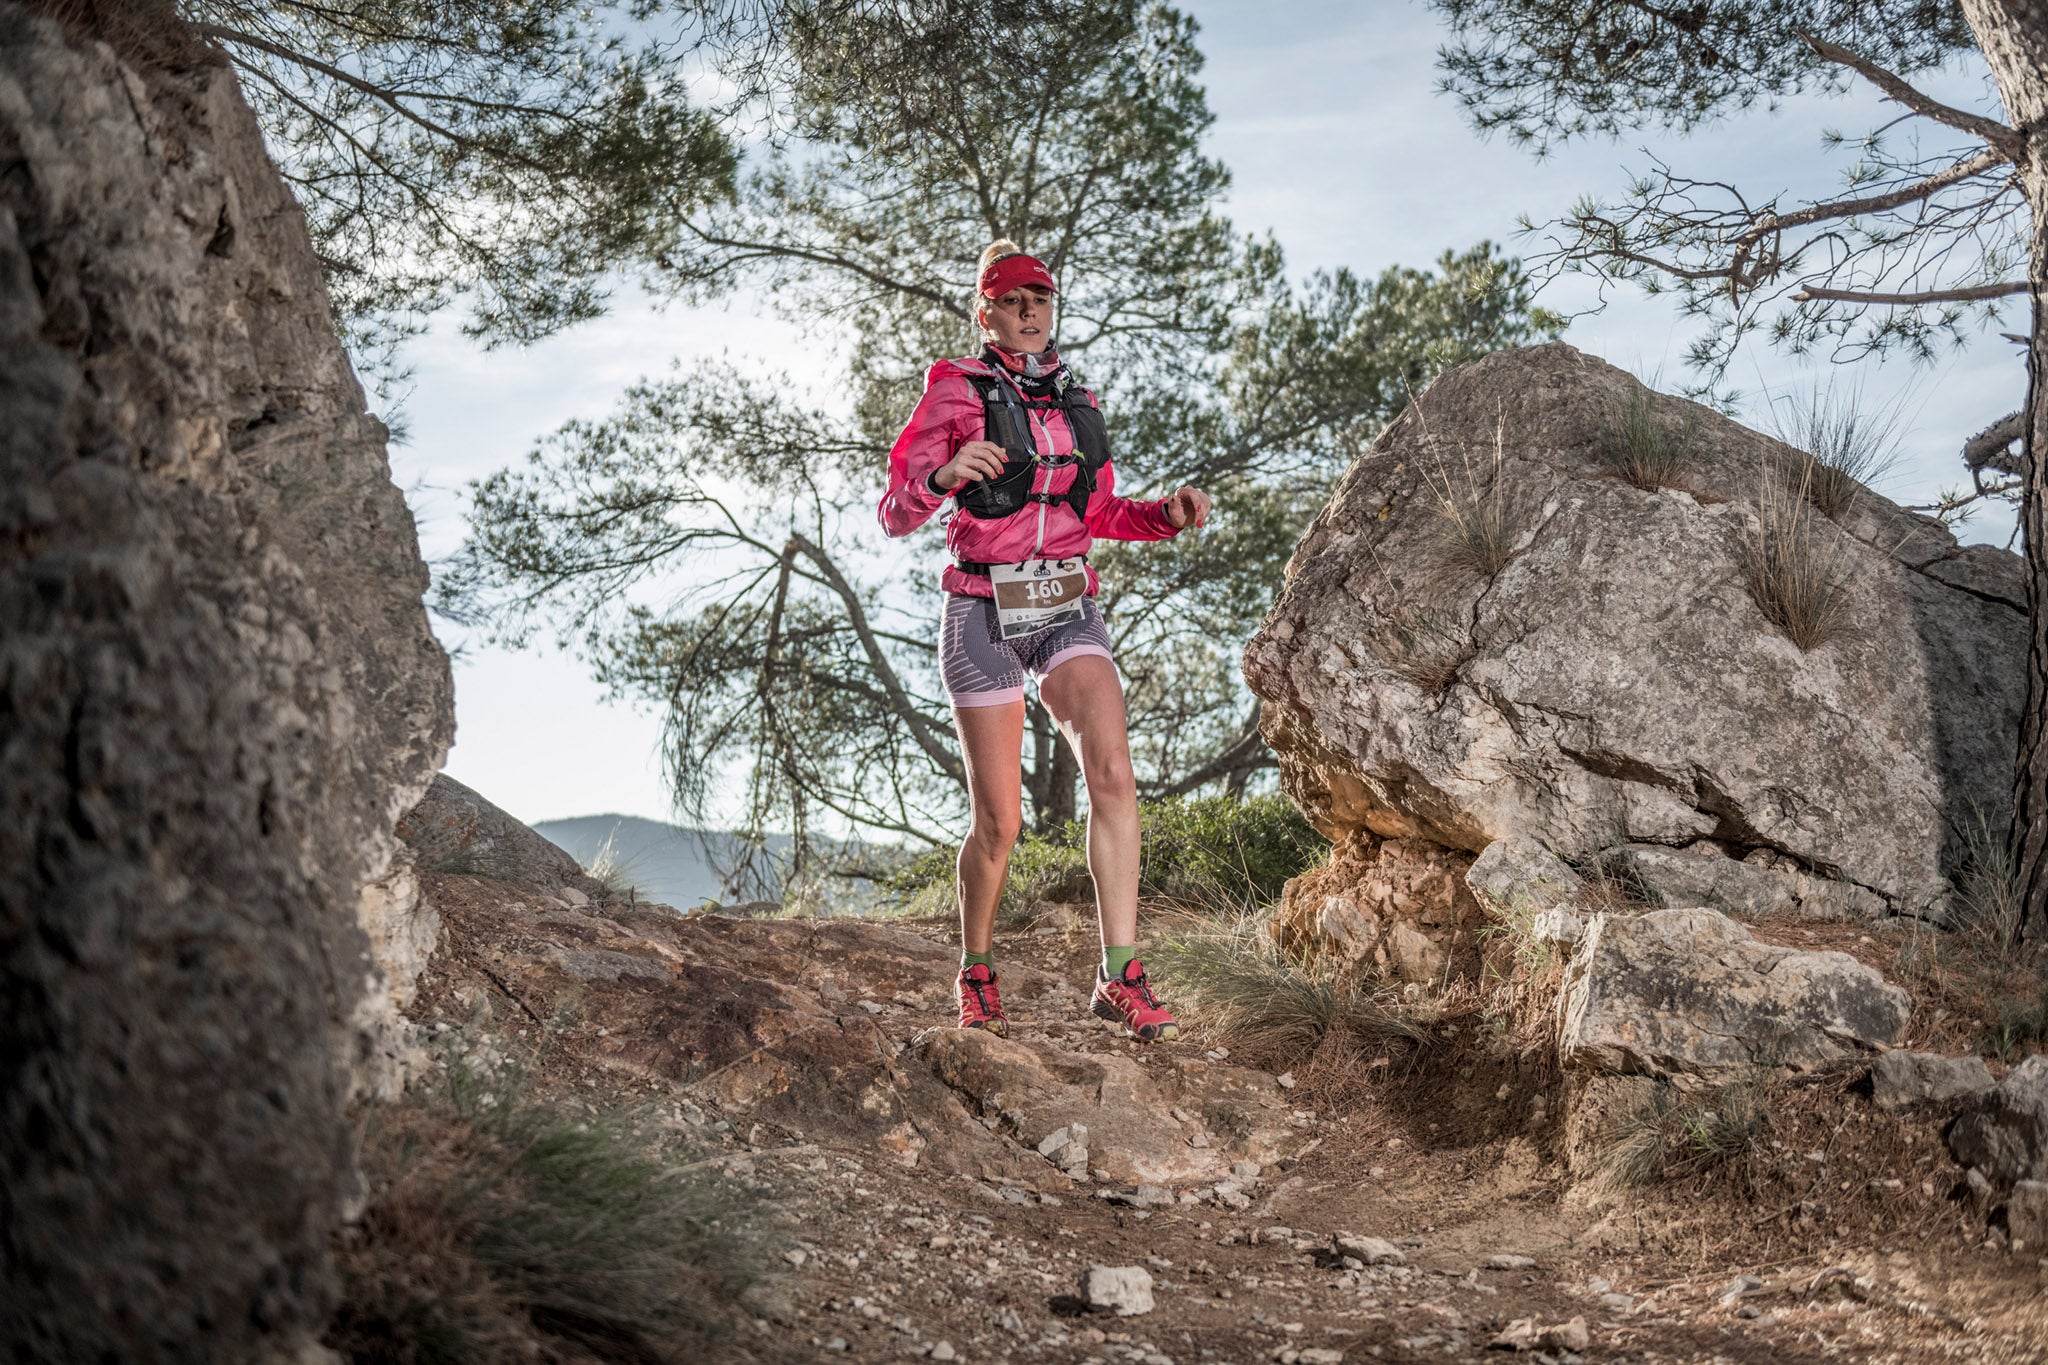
[977,238,1023,276]
[973,239,1025,340]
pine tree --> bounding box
[441,0,1560,885]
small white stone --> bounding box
[1332,1233,1403,1265]
[1276,1072,1297,1089]
[1084,1265,1156,1316]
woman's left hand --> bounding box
[1163,485,1211,530]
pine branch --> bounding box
[1791,279,2027,305]
[1797,29,2023,159]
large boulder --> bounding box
[0,12,451,1361]
[1949,1054,2048,1187]
[399,771,608,899]
[1558,909,1911,1077]
[1244,343,2025,923]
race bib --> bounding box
[989,558,1088,639]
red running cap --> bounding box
[979,252,1058,298]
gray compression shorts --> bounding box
[939,592,1114,708]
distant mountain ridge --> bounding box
[531,814,791,910]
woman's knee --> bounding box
[965,806,1023,852]
[1084,749,1138,807]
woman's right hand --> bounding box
[935,440,1007,491]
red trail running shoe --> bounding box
[956,963,1008,1037]
[1091,959,1178,1041]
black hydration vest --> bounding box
[953,360,1112,522]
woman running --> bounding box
[878,240,1212,1042]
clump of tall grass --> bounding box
[1603,387,1698,492]
[1419,412,1525,577]
[1951,808,2026,958]
[328,1062,760,1362]
[1147,913,1420,1066]
[581,826,644,900]
[1743,462,1863,651]
[1762,378,1904,521]
[1585,1078,1771,1193]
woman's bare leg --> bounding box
[953,700,1026,954]
[1037,655,1139,948]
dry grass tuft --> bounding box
[1881,812,2048,1060]
[1763,378,1904,521]
[1585,1076,1773,1196]
[23,0,217,69]
[328,1062,760,1363]
[1372,599,1479,695]
[1743,462,1863,651]
[1419,411,1525,578]
[1148,912,1423,1070]
[581,827,645,901]
[1603,387,1697,492]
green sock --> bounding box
[962,949,995,971]
[1102,945,1138,980]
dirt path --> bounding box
[404,879,2048,1364]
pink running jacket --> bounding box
[878,355,1180,598]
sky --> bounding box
[387,0,2029,832]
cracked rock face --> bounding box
[1244,343,2025,920]
[0,13,451,1361]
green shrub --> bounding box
[328,1063,760,1363]
[881,794,1326,920]
[1137,794,1328,911]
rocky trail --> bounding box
[401,867,2047,1365]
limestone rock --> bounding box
[0,11,451,1359]
[1333,1233,1404,1265]
[1870,1050,1995,1112]
[1272,832,1482,982]
[1466,836,1581,918]
[920,1026,1296,1184]
[1491,1316,1591,1352]
[352,844,442,1102]
[1245,343,2025,923]
[398,772,606,898]
[2008,1180,2048,1248]
[1949,1054,2048,1187]
[1559,909,1910,1076]
[1532,908,1583,946]
[1614,843,1882,921]
[1083,1265,1155,1316]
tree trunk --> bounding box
[1964,1,2048,945]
